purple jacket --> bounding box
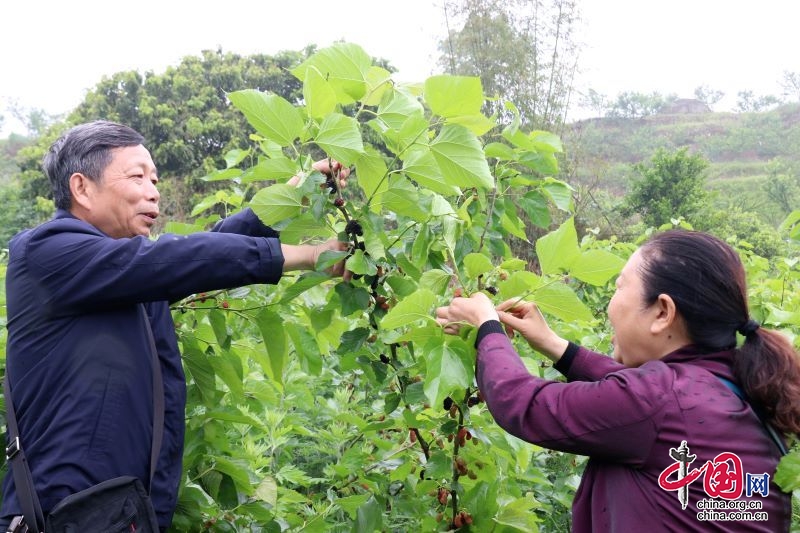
[476,321,791,532]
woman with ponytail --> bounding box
[436,230,799,532]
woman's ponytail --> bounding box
[736,327,800,435]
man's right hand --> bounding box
[311,239,352,280]
[281,240,352,280]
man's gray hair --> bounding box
[43,121,145,210]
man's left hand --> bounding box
[312,159,350,189]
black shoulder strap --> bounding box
[3,375,45,533]
[3,304,165,531]
[717,376,788,456]
[140,304,165,493]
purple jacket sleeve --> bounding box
[563,346,627,381]
[476,330,672,465]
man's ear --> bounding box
[650,293,679,335]
[68,173,93,211]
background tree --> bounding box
[780,71,800,102]
[606,91,674,119]
[763,158,800,217]
[439,0,581,131]
[736,90,782,112]
[623,147,709,227]
[693,207,784,258]
[13,48,314,227]
[0,100,59,138]
[578,88,611,118]
[0,133,44,246]
[13,47,398,229]
[693,84,725,109]
[0,133,28,178]
[76,48,313,217]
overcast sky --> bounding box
[2,0,798,135]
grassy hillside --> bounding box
[567,103,800,168]
[563,102,800,227]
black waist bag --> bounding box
[45,476,158,532]
[45,476,158,533]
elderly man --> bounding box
[0,120,348,531]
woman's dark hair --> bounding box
[638,229,800,435]
[43,120,145,210]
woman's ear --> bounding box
[650,293,679,335]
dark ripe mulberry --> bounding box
[485,286,498,295]
[333,197,345,207]
[345,219,363,236]
[443,396,454,411]
[325,177,337,194]
[379,353,390,364]
[467,396,479,407]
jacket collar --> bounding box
[661,344,737,380]
[54,209,78,220]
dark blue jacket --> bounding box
[1,209,284,529]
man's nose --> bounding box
[147,179,160,202]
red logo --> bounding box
[658,440,771,511]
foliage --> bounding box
[576,89,672,119]
[2,101,59,137]
[0,134,29,186]
[165,42,800,532]
[567,102,800,170]
[77,48,318,218]
[781,71,800,102]
[2,40,800,533]
[735,90,782,113]
[9,48,315,231]
[622,147,709,227]
[565,103,800,238]
[693,85,725,109]
[762,158,800,217]
[736,228,800,524]
[438,0,581,130]
[606,91,676,119]
[692,207,786,259]
[161,41,620,531]
[0,184,52,248]
[74,48,310,177]
[577,89,610,119]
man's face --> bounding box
[82,145,160,239]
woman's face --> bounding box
[607,250,661,367]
